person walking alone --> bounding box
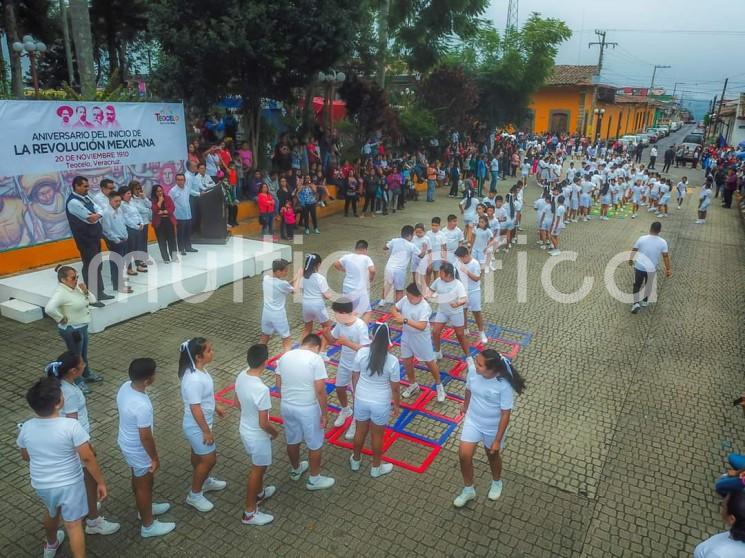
[648,146,658,170]
[629,221,672,314]
[662,145,675,173]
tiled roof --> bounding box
[544,65,599,87]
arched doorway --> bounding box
[549,110,570,134]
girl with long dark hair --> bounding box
[295,254,333,359]
[454,349,525,508]
[178,337,227,513]
[349,323,400,478]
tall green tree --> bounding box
[150,0,361,155]
[90,0,149,82]
[68,0,96,97]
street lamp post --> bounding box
[12,34,47,97]
[594,108,606,143]
[317,70,346,134]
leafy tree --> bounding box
[338,74,400,141]
[419,64,479,130]
[150,0,362,155]
[90,0,149,81]
[1,0,54,96]
[399,104,437,147]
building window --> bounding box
[521,109,535,132]
[548,110,570,134]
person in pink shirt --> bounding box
[257,184,276,237]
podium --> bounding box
[193,186,229,244]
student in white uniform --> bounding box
[18,377,109,558]
[629,221,672,313]
[349,323,400,478]
[235,344,279,526]
[579,176,594,221]
[675,176,688,209]
[493,195,511,252]
[442,214,465,264]
[116,358,175,538]
[694,492,745,558]
[656,178,671,217]
[459,188,478,244]
[390,282,444,401]
[697,178,714,224]
[380,225,424,306]
[296,253,333,359]
[598,179,611,221]
[410,223,431,283]
[428,262,470,362]
[630,179,643,219]
[453,350,526,508]
[178,337,227,513]
[455,246,488,345]
[260,259,295,352]
[276,333,335,491]
[548,195,566,257]
[426,217,447,283]
[333,240,376,323]
[471,215,494,267]
[323,298,371,441]
[45,353,120,536]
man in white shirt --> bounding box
[170,173,197,255]
[276,334,335,491]
[100,191,131,294]
[91,178,116,214]
[629,221,672,313]
[333,240,376,322]
[489,156,499,192]
[649,146,658,170]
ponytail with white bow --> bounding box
[178,337,208,378]
[481,349,525,395]
[45,351,82,380]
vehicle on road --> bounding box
[636,133,651,146]
[676,133,704,167]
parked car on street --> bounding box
[676,133,704,167]
[636,133,651,146]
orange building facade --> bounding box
[527,65,656,140]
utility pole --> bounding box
[650,65,671,90]
[705,95,717,141]
[588,30,618,72]
[714,78,728,142]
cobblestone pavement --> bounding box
[2,132,745,557]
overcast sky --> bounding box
[486,0,745,102]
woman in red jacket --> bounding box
[257,183,276,236]
[151,184,178,263]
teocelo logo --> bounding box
[154,110,179,124]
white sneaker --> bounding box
[488,480,503,500]
[640,300,648,307]
[257,485,277,502]
[43,530,65,558]
[375,300,387,309]
[138,502,171,520]
[186,492,214,512]
[344,420,357,440]
[453,487,476,508]
[631,302,640,314]
[402,383,420,399]
[479,331,488,344]
[289,461,309,481]
[540,244,547,250]
[242,510,274,525]
[434,350,443,360]
[202,477,227,492]
[535,240,543,246]
[677,206,681,210]
[334,406,353,427]
[436,383,446,403]
[631,214,637,219]
[349,455,361,472]
[306,475,335,491]
[464,328,471,336]
[141,519,176,538]
[85,516,121,535]
[370,463,394,478]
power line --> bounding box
[573,28,745,36]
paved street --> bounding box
[2,128,744,557]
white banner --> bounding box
[0,100,187,177]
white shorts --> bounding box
[467,290,481,312]
[400,332,435,362]
[411,255,428,275]
[580,194,591,208]
[261,310,291,338]
[460,417,507,450]
[335,362,354,387]
[432,311,465,328]
[183,421,216,455]
[302,301,330,324]
[240,435,272,467]
[354,398,391,426]
[343,289,371,315]
[385,266,408,291]
[280,402,324,451]
[35,478,88,521]
[472,248,486,264]
[570,199,579,210]
[120,448,151,476]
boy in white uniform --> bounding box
[18,377,109,558]
[425,217,447,283]
[390,282,445,401]
[236,344,279,526]
[380,225,425,306]
[410,223,431,283]
[427,262,470,362]
[333,240,376,323]
[117,358,175,538]
[260,259,294,352]
[276,334,335,491]
[455,246,488,344]
[323,299,371,440]
[442,214,465,264]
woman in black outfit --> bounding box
[362,168,377,217]
[345,169,360,217]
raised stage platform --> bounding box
[0,237,290,333]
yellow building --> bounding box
[527,65,657,140]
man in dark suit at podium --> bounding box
[65,175,113,303]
